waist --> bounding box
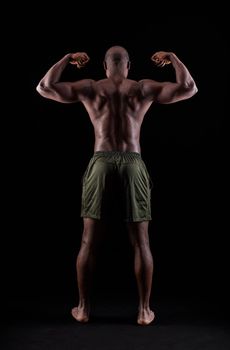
[92,151,142,164]
[94,138,141,154]
[94,150,141,156]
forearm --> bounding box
[37,54,71,91]
[169,53,196,88]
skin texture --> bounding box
[37,46,198,325]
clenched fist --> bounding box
[151,51,171,67]
[69,52,90,69]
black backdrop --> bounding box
[7,14,229,307]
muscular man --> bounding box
[36,46,198,325]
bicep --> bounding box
[141,79,193,104]
[38,79,94,104]
[154,82,193,104]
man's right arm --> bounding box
[140,52,198,104]
[36,53,93,103]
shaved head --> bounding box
[105,46,129,63]
[104,46,130,78]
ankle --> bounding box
[139,305,150,312]
[78,300,89,309]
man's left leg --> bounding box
[71,217,104,322]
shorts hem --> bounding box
[81,213,152,222]
[81,213,101,220]
[124,217,152,222]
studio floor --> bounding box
[4,294,230,350]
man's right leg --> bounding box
[127,221,155,325]
[71,217,104,323]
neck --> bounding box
[107,71,127,83]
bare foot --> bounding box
[137,308,155,325]
[71,306,89,323]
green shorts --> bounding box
[81,151,152,222]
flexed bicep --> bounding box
[140,51,198,104]
[153,81,196,104]
[37,79,94,103]
[140,79,196,104]
[36,52,94,103]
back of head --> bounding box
[105,46,129,63]
[104,46,130,77]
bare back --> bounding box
[36,49,197,152]
[82,78,152,153]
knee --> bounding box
[81,236,94,249]
[81,229,100,253]
[80,230,92,248]
[128,229,149,248]
[134,239,149,250]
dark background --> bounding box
[7,14,229,310]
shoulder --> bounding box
[138,79,161,94]
[125,79,141,93]
[95,78,109,86]
[69,79,96,100]
[138,79,159,87]
[135,79,164,101]
[72,79,95,90]
[125,79,139,88]
[125,79,158,92]
[126,78,138,84]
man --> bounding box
[36,46,198,325]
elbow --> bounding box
[194,84,198,95]
[36,81,46,95]
[184,80,198,97]
[36,83,43,95]
[190,80,198,96]
[36,81,53,98]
